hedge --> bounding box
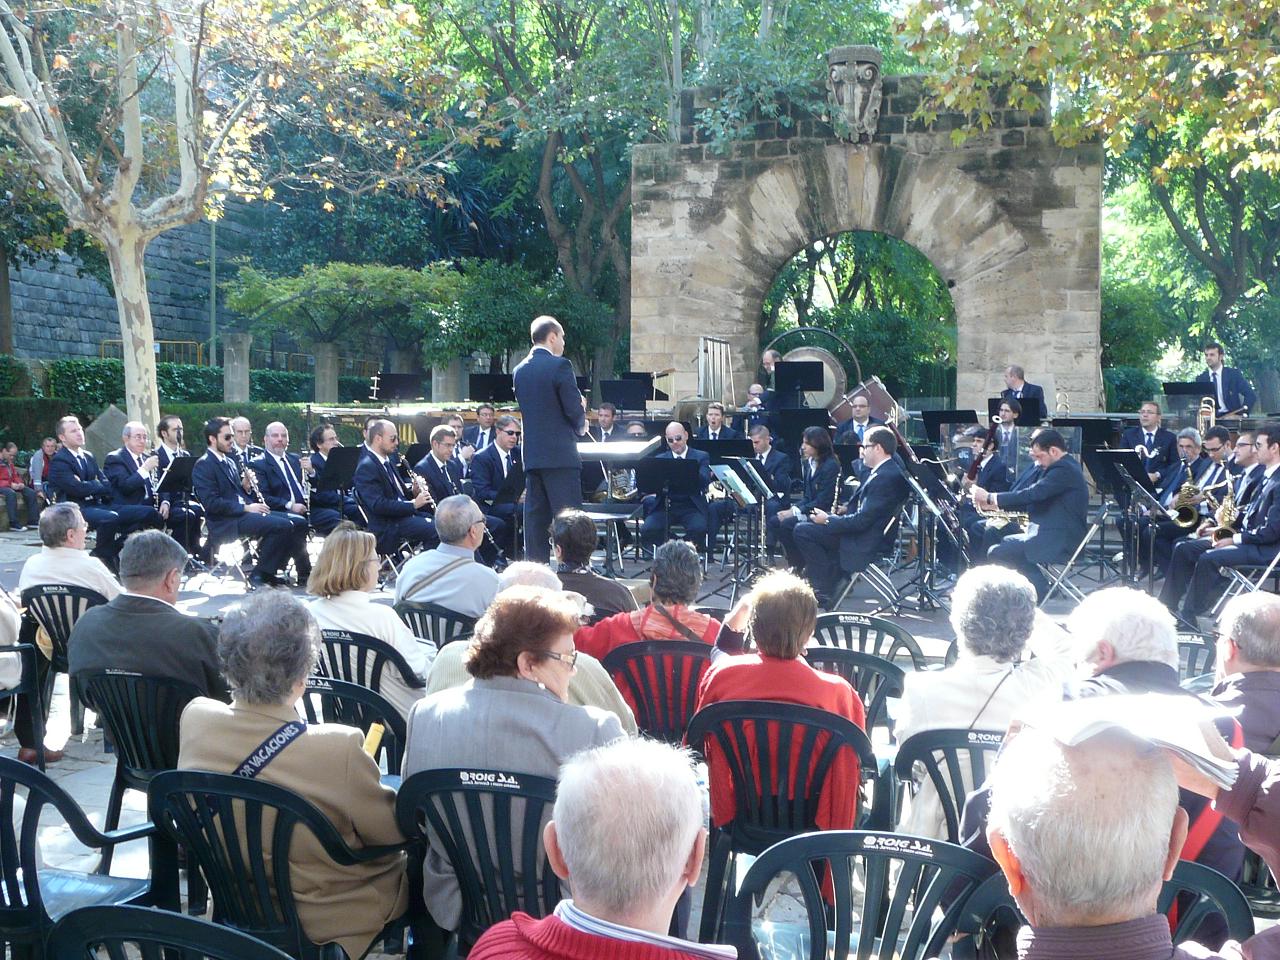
[0,355,38,397]
[1103,365,1161,413]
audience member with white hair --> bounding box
[1070,587,1182,694]
[469,738,730,960]
[499,560,564,593]
[1211,592,1280,753]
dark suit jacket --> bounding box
[1239,474,1280,547]
[68,594,230,700]
[752,448,793,500]
[796,456,840,514]
[1197,366,1257,414]
[192,450,248,545]
[1157,455,1211,504]
[414,453,467,506]
[104,448,154,506]
[695,425,740,441]
[461,424,495,450]
[825,461,911,572]
[651,448,713,518]
[1235,465,1265,510]
[996,454,1090,562]
[1000,383,1047,421]
[251,451,308,512]
[833,417,885,444]
[974,453,1009,494]
[309,452,343,512]
[1009,462,1042,493]
[472,444,522,513]
[48,448,112,505]
[353,454,416,535]
[1121,425,1178,476]
[513,347,586,470]
[589,425,624,443]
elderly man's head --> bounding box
[950,567,1036,663]
[547,738,704,931]
[1217,593,1280,676]
[39,502,87,550]
[988,726,1186,927]
[650,541,701,606]
[118,530,188,604]
[434,494,485,547]
[498,561,562,593]
[1070,587,1179,673]
[218,590,318,705]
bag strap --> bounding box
[967,667,1016,732]
[653,603,705,644]
[235,720,306,779]
[404,556,474,603]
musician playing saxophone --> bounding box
[1147,426,1231,577]
[1133,428,1212,577]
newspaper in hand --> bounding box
[1019,693,1238,790]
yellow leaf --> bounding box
[52,54,70,71]
[323,200,335,212]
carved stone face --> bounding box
[826,46,883,144]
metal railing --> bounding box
[99,339,205,366]
[249,349,379,378]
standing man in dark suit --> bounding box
[972,429,1089,599]
[513,315,587,562]
[793,426,911,607]
[352,418,437,554]
[472,415,523,541]
[641,421,715,552]
[833,394,885,445]
[48,415,157,569]
[1197,341,1257,418]
[1121,401,1179,482]
[192,417,302,588]
[1000,365,1048,422]
[695,403,739,441]
[461,404,498,452]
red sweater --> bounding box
[575,604,720,662]
[469,913,717,960]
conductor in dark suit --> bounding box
[512,315,588,562]
[641,421,715,552]
[1198,341,1257,417]
[793,426,911,607]
[972,429,1089,599]
[68,529,230,700]
[694,403,740,441]
[1000,365,1048,422]
[352,418,437,554]
[1120,401,1178,482]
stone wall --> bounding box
[632,76,1102,411]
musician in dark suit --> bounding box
[969,458,1042,556]
[972,429,1089,600]
[695,403,740,441]
[308,424,364,524]
[583,403,621,498]
[833,395,885,445]
[48,415,157,568]
[954,428,1008,550]
[1000,365,1047,421]
[1198,341,1257,417]
[417,423,501,564]
[151,415,205,559]
[228,416,264,469]
[155,415,186,471]
[1161,422,1280,622]
[252,422,334,577]
[103,421,170,550]
[1145,427,1229,576]
[1129,429,1210,574]
[512,316,588,562]
[1120,401,1179,481]
[772,426,840,567]
[641,422,715,552]
[733,383,773,435]
[793,426,912,607]
[748,425,793,513]
[191,417,302,588]
[589,403,623,442]
[472,415,523,533]
[461,404,498,452]
[352,418,438,554]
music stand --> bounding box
[773,361,824,409]
[469,374,515,403]
[922,409,979,445]
[156,457,197,558]
[1163,381,1210,419]
[690,439,754,463]
[403,443,429,471]
[621,370,669,402]
[314,446,362,492]
[377,373,425,402]
[776,408,831,456]
[635,458,702,548]
[601,379,650,414]
[833,443,862,474]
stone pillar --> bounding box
[390,347,419,374]
[222,331,252,402]
[430,358,466,402]
[313,342,340,403]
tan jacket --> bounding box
[179,698,409,958]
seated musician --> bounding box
[999,364,1047,421]
[471,414,523,554]
[228,416,262,468]
[971,428,1089,601]
[792,426,911,608]
[1198,340,1257,418]
[734,382,772,435]
[192,417,303,588]
[103,422,176,551]
[1135,427,1210,575]
[953,426,1008,560]
[695,402,739,441]
[640,422,716,553]
[583,402,619,498]
[352,418,438,554]
[308,424,363,524]
[1230,429,1265,498]
[1121,401,1178,482]
[1147,425,1230,577]
[416,423,500,564]
[772,425,839,568]
[833,394,884,445]
[443,413,475,480]
[250,422,328,581]
[591,402,622,442]
[749,424,793,527]
[461,403,497,451]
[969,441,1044,558]
[49,415,158,570]
[1160,422,1280,625]
[153,415,205,557]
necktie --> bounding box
[856,423,865,443]
[710,432,717,441]
[1145,432,1153,450]
[479,430,489,450]
[385,460,404,496]
[1213,372,1223,409]
[280,456,304,502]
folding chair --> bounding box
[831,518,903,614]
[1037,505,1108,607]
[1211,547,1280,616]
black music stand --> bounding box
[833,443,862,475]
[776,408,831,458]
[601,379,650,414]
[635,458,702,550]
[314,446,361,492]
[621,370,669,402]
[1115,461,1169,591]
[1163,381,1209,419]
[898,455,966,611]
[403,443,429,471]
[690,439,754,463]
[922,409,979,445]
[469,373,515,403]
[156,457,197,560]
[773,361,823,410]
[377,373,425,402]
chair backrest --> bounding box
[685,700,878,852]
[394,601,476,651]
[1176,633,1216,681]
[316,627,425,695]
[148,769,403,959]
[1159,859,1256,944]
[801,647,905,734]
[600,640,713,744]
[813,612,926,669]
[300,676,407,771]
[893,729,1006,843]
[78,672,203,788]
[20,584,110,671]
[722,830,997,960]
[48,905,295,960]
[395,768,561,949]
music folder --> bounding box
[711,463,757,507]
[314,446,362,491]
[156,455,195,494]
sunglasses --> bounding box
[666,437,686,444]
[501,429,522,437]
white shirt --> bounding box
[18,546,123,600]
[1210,364,1225,409]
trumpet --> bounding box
[1198,397,1217,437]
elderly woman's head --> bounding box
[465,586,581,701]
[307,522,379,597]
[650,541,701,606]
[747,570,817,659]
[949,567,1037,663]
[219,590,319,705]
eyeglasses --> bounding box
[501,429,522,437]
[540,648,579,669]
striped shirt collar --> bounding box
[554,900,737,958]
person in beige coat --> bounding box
[179,589,409,959]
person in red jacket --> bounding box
[469,738,733,960]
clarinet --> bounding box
[241,463,266,505]
[398,462,437,514]
[146,449,163,510]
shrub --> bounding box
[249,369,314,403]
[0,398,78,450]
[0,355,37,397]
[1104,365,1161,413]
[157,363,222,403]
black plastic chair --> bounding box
[394,601,476,652]
[802,647,905,735]
[395,768,561,954]
[893,729,1005,844]
[20,584,110,736]
[300,676,407,772]
[722,829,997,960]
[812,612,926,669]
[1177,632,1216,681]
[600,640,713,744]
[148,770,408,960]
[316,628,427,700]
[0,756,154,957]
[686,700,880,943]
[47,904,295,960]
[0,643,47,771]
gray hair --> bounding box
[230,416,251,431]
[121,421,147,441]
[494,414,519,431]
[435,494,481,543]
[988,725,1178,926]
[39,502,84,547]
[118,530,187,586]
[1220,593,1280,669]
[1069,587,1179,670]
[218,590,318,704]
[1177,427,1202,448]
[949,566,1036,662]
[651,541,701,605]
[498,561,562,593]
[554,739,702,915]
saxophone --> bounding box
[1213,484,1239,539]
